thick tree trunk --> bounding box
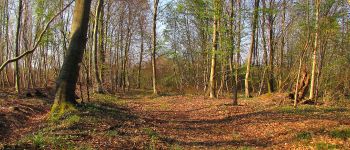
[51,0,92,116]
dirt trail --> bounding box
[1,93,350,149]
[122,95,350,149]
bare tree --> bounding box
[93,0,104,93]
[309,0,320,100]
[245,0,260,98]
[208,0,221,99]
[14,0,23,94]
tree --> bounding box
[93,0,104,93]
[267,0,275,93]
[138,14,146,89]
[235,0,242,97]
[245,0,260,98]
[208,0,221,99]
[51,0,92,116]
[152,0,159,95]
[14,0,23,94]
[309,0,320,100]
[230,0,238,105]
[278,0,286,90]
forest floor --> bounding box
[1,89,350,149]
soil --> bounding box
[1,90,350,149]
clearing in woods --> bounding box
[1,90,350,149]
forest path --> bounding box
[1,92,350,149]
[120,94,350,149]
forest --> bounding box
[0,0,350,149]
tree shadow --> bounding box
[160,136,270,148]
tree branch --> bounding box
[0,0,74,72]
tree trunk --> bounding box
[15,0,23,94]
[245,0,259,98]
[267,0,275,93]
[309,0,320,100]
[236,0,242,95]
[230,0,238,105]
[98,0,105,84]
[152,0,159,95]
[261,0,268,95]
[138,16,145,89]
[208,0,221,99]
[51,0,92,116]
[279,0,286,91]
[93,0,104,93]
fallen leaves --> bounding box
[1,92,350,149]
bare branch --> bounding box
[0,0,74,72]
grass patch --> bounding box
[93,93,129,106]
[329,128,350,139]
[237,146,254,150]
[143,128,159,150]
[277,105,317,114]
[19,132,74,149]
[276,105,348,115]
[93,93,117,102]
[296,131,312,141]
[169,144,183,150]
[143,128,159,138]
[315,142,338,150]
[105,130,119,137]
[60,115,80,128]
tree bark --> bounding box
[138,15,145,89]
[14,0,23,94]
[208,0,221,99]
[236,0,241,95]
[152,0,159,95]
[279,0,286,91]
[230,0,238,105]
[98,0,105,84]
[93,0,104,93]
[309,0,320,100]
[51,0,92,116]
[245,0,259,98]
[267,0,275,93]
